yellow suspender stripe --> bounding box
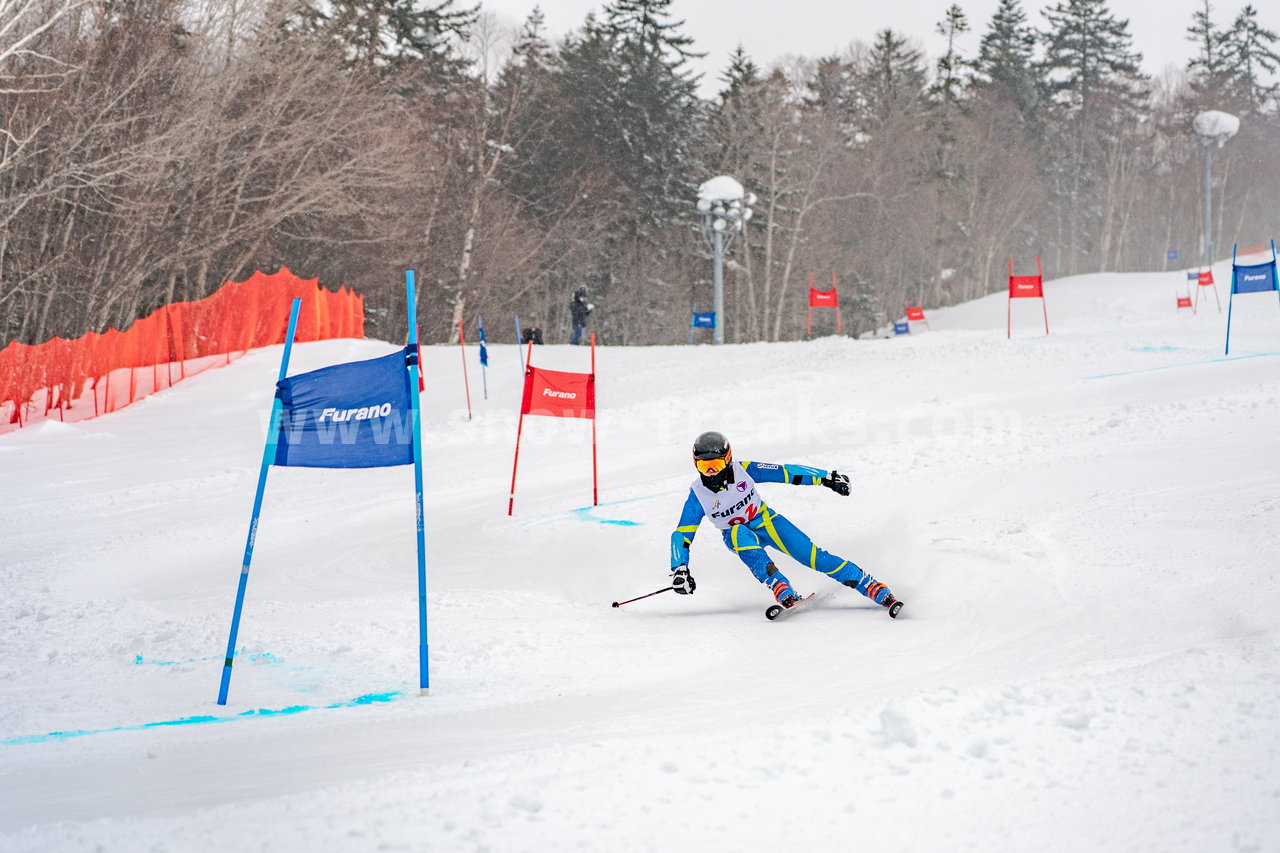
[758,512,793,558]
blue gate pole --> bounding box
[478,314,489,400]
[1225,244,1237,355]
[514,313,525,373]
[217,297,302,705]
[1274,239,1280,313]
[406,271,430,695]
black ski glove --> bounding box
[671,567,696,595]
[821,471,850,496]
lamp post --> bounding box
[696,176,755,344]
[1193,110,1240,266]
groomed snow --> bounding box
[2,262,1279,852]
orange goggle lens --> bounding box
[694,456,729,475]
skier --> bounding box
[569,285,593,345]
[669,431,902,617]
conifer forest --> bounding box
[2,0,1279,346]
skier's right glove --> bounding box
[671,567,696,595]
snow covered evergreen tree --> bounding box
[281,0,475,82]
[931,4,970,113]
[1222,4,1280,114]
[1039,0,1147,273]
[854,29,929,129]
[972,0,1043,126]
[594,0,703,243]
[1186,0,1235,108]
[719,44,762,102]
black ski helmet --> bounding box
[692,430,731,462]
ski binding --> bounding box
[765,592,816,621]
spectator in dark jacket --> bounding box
[570,285,593,345]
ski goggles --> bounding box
[694,456,729,476]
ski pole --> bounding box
[611,587,674,608]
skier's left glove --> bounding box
[671,567,696,595]
[821,471,850,496]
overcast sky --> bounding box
[474,0,1230,98]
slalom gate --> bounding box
[217,271,426,705]
[807,273,842,335]
[1195,267,1222,312]
[905,302,930,331]
[1225,240,1280,355]
[0,268,363,433]
[508,335,598,515]
[1007,255,1049,338]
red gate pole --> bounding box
[507,340,534,516]
[833,272,842,333]
[457,317,472,420]
[590,333,598,507]
[1038,255,1049,334]
[807,273,813,336]
[1007,258,1013,339]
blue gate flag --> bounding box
[1232,262,1279,295]
[478,316,489,367]
[692,312,716,329]
[1186,270,1198,281]
[274,348,414,468]
[893,321,910,335]
[1225,241,1280,355]
[1167,249,1179,261]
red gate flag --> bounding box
[904,302,930,330]
[808,287,839,307]
[1008,255,1049,338]
[1176,294,1193,310]
[1194,267,1222,312]
[521,365,595,418]
[509,335,598,515]
[807,272,842,334]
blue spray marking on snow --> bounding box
[515,493,661,529]
[565,491,655,525]
[1129,345,1191,353]
[1087,351,1280,380]
[133,651,280,667]
[0,691,402,746]
[569,506,641,526]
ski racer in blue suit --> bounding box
[669,431,902,617]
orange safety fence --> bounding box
[0,267,364,434]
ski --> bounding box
[764,592,816,621]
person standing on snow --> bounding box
[668,431,903,617]
[570,285,593,345]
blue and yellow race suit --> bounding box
[669,460,892,605]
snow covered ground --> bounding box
[2,262,1279,852]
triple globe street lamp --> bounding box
[696,176,756,345]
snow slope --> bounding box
[2,262,1279,852]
